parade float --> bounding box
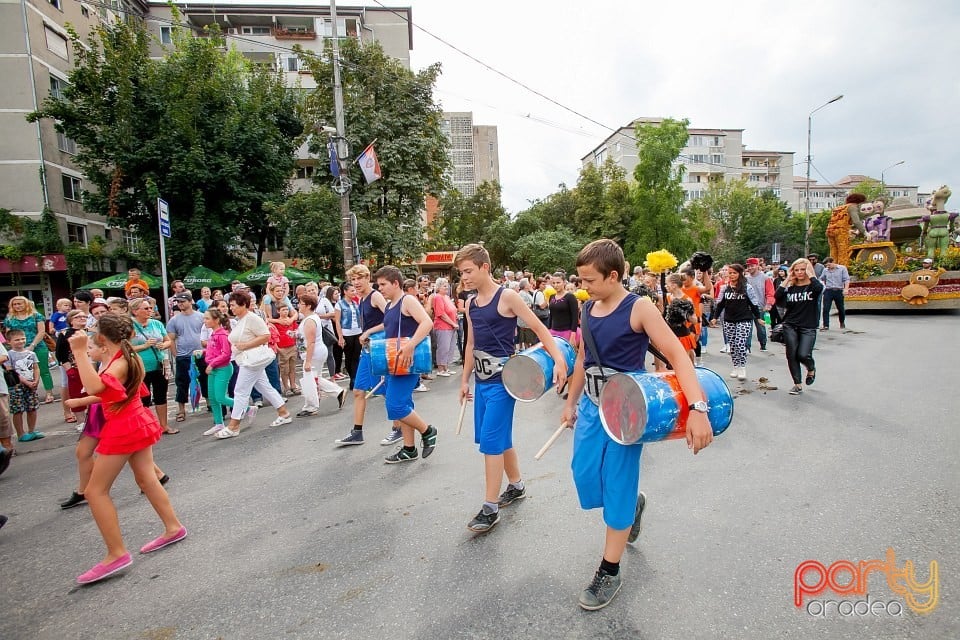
[827,186,960,310]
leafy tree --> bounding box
[299,39,449,266]
[513,228,581,275]
[28,17,302,271]
[268,189,342,276]
[427,181,508,250]
[851,178,885,202]
[571,159,632,245]
[624,118,695,265]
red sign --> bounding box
[0,253,67,274]
[423,252,455,264]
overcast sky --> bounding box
[402,0,960,213]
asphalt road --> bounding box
[2,311,957,640]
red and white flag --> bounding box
[357,142,382,184]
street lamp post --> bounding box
[880,160,905,194]
[804,94,844,255]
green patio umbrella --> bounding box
[182,265,231,289]
[238,264,318,286]
[79,272,161,291]
[220,268,240,281]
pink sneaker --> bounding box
[140,526,188,554]
[77,552,133,584]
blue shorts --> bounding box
[474,382,516,455]
[354,349,382,394]
[571,395,643,530]
[384,373,419,420]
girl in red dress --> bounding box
[68,312,187,585]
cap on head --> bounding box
[745,258,760,266]
[174,292,193,301]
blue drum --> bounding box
[369,335,433,376]
[597,367,734,445]
[501,338,577,402]
[362,330,385,352]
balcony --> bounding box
[273,27,316,40]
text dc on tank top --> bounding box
[583,293,649,404]
[470,287,517,384]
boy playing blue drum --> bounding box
[560,239,713,610]
[456,244,568,533]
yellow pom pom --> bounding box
[575,288,590,302]
[644,249,678,274]
[544,285,557,300]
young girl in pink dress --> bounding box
[68,312,187,585]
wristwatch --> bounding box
[688,400,709,413]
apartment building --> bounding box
[0,0,146,311]
[791,174,921,213]
[580,118,796,208]
[438,112,500,197]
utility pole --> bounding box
[329,0,357,268]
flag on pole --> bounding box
[328,141,341,178]
[357,142,382,184]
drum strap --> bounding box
[580,302,672,371]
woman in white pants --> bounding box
[296,294,346,417]
[216,291,291,439]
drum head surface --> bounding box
[501,356,547,402]
[598,373,648,445]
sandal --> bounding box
[175,413,186,423]
[163,427,180,435]
[43,396,55,404]
[65,415,78,424]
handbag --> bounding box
[3,367,19,388]
[770,323,785,344]
[533,291,550,321]
[321,325,337,347]
[235,315,275,368]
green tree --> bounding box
[513,228,581,275]
[427,181,508,249]
[299,39,449,266]
[269,189,342,276]
[28,18,302,271]
[571,159,632,244]
[624,118,695,265]
[851,178,885,202]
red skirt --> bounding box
[95,404,163,455]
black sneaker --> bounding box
[384,447,418,464]
[420,425,437,458]
[467,508,501,532]
[0,514,7,530]
[498,485,526,507]
[0,447,12,477]
[578,569,623,610]
[335,429,364,446]
[627,491,647,544]
[60,491,87,509]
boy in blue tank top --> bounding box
[561,239,714,611]
[455,244,569,533]
[373,266,438,463]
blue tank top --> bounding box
[469,287,516,358]
[360,291,384,331]
[583,293,649,371]
[384,295,420,339]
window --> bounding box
[121,229,138,253]
[50,75,65,99]
[285,56,300,72]
[160,26,173,44]
[295,166,315,180]
[45,26,69,59]
[66,223,87,246]
[241,26,271,35]
[81,5,89,17]
[48,0,62,10]
[62,174,82,201]
[57,130,76,154]
[688,135,703,147]
[323,17,359,38]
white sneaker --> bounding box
[215,427,239,439]
[720,344,729,353]
[695,358,702,367]
[245,405,259,423]
[414,383,429,392]
[730,369,739,378]
[270,415,292,427]
[203,424,224,436]
[737,367,747,380]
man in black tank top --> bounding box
[455,245,569,533]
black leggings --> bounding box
[342,334,362,390]
[783,324,817,385]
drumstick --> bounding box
[455,398,468,435]
[365,378,384,399]
[535,422,570,460]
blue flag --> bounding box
[328,141,340,178]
